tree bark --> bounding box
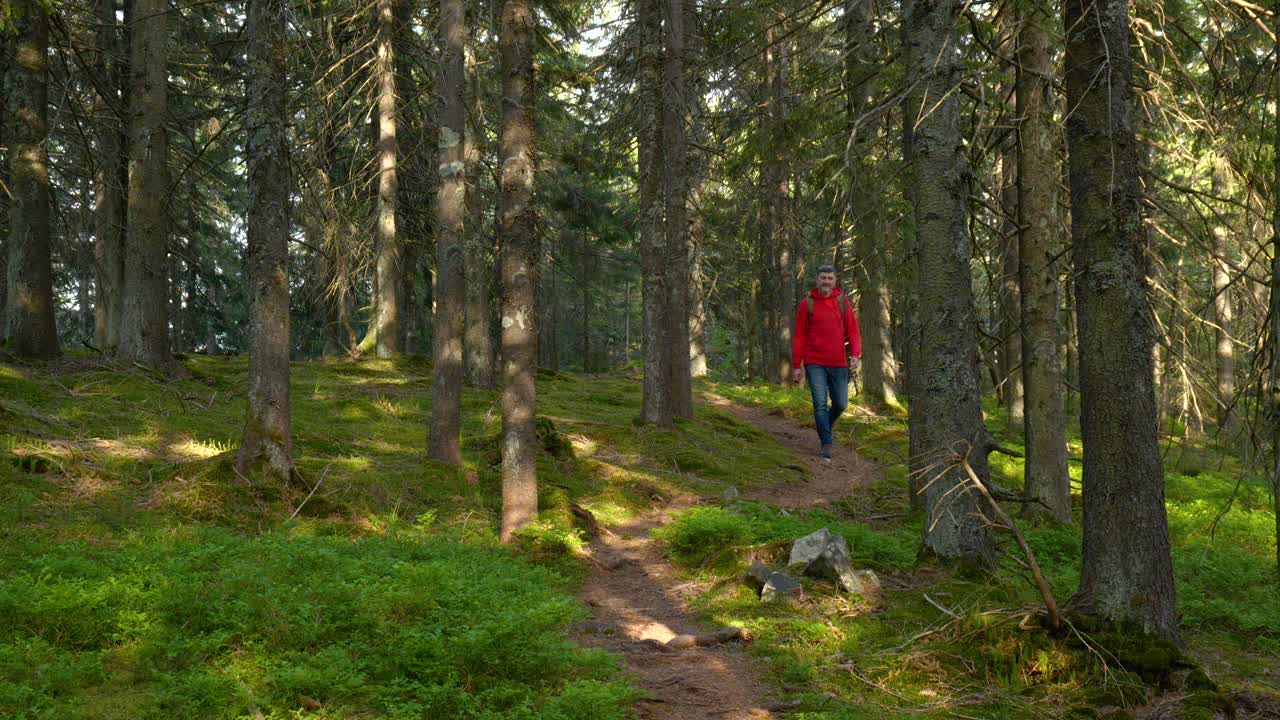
[371,0,401,358]
[4,2,59,358]
[92,0,126,352]
[497,0,538,543]
[1017,0,1070,523]
[899,37,926,513]
[429,0,468,465]
[1210,155,1236,440]
[999,150,1025,435]
[237,0,293,481]
[119,0,171,368]
[639,0,671,426]
[906,0,995,566]
[664,0,693,416]
[1064,0,1179,639]
[464,20,496,388]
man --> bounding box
[790,264,862,460]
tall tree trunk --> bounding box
[846,0,896,407]
[120,0,171,367]
[4,2,59,358]
[93,0,126,351]
[999,150,1025,434]
[1210,156,1236,440]
[429,0,467,465]
[1017,0,1070,523]
[237,0,292,481]
[685,0,707,380]
[497,0,537,543]
[906,0,995,565]
[1064,0,1178,639]
[664,0,693,416]
[899,40,926,513]
[464,22,495,388]
[639,0,671,426]
[371,0,401,358]
[689,223,708,377]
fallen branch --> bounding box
[959,453,1061,629]
[665,626,745,650]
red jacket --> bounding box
[792,287,862,368]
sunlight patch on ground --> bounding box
[167,438,230,459]
[568,433,598,456]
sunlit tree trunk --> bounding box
[906,0,995,565]
[5,2,59,358]
[1210,155,1236,440]
[1017,0,1070,523]
[371,0,401,358]
[429,0,467,465]
[498,0,538,542]
[120,0,171,368]
[237,0,292,481]
[1065,0,1178,639]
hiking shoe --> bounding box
[820,444,833,460]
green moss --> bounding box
[1180,689,1236,719]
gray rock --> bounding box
[761,571,801,603]
[788,527,876,596]
[788,528,834,567]
[722,486,740,504]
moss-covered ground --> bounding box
[703,382,1279,718]
[0,355,801,719]
[2,355,1276,718]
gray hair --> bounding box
[816,264,836,275]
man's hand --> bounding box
[848,356,861,372]
[791,368,804,385]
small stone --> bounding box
[761,571,801,603]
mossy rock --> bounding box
[536,417,574,460]
[1180,689,1236,720]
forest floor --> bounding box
[569,395,875,719]
[1,355,1278,719]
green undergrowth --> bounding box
[0,355,799,718]
[0,529,633,720]
[685,380,1280,718]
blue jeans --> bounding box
[805,365,849,446]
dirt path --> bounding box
[705,394,878,508]
[572,396,879,719]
